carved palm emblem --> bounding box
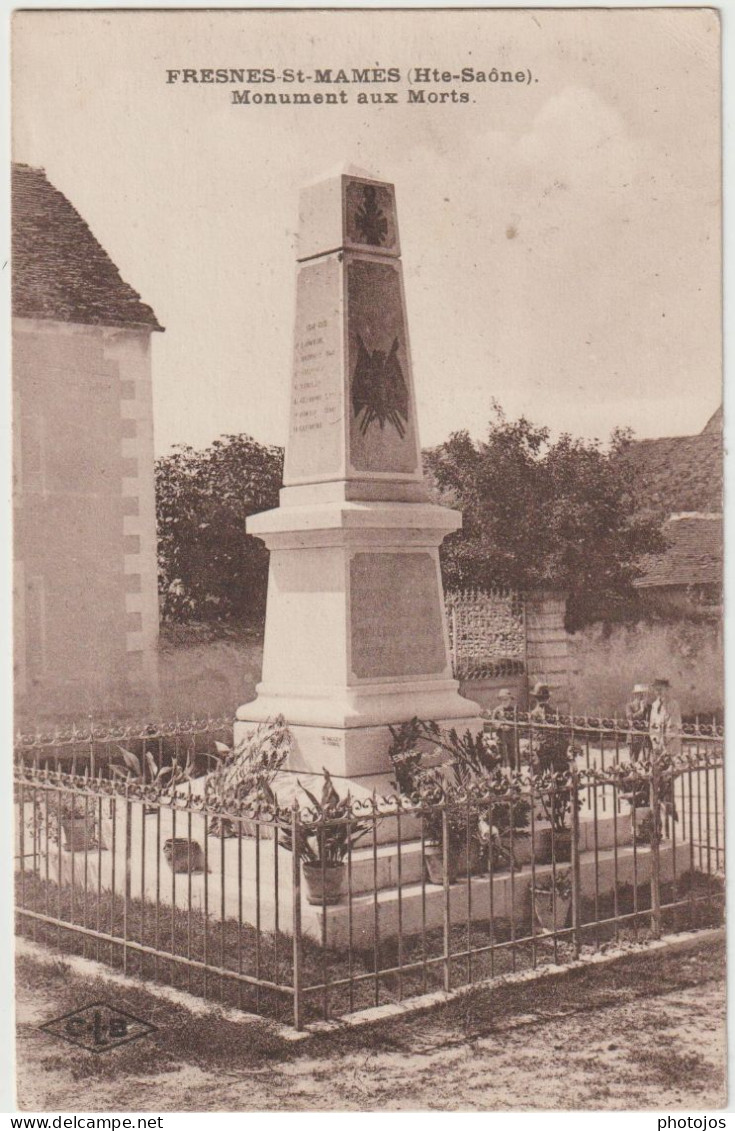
[354,185,388,246]
[352,335,409,439]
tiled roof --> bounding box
[635,514,722,590]
[620,414,722,516]
[12,163,163,331]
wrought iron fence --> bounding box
[14,716,724,1032]
[445,588,525,680]
[14,717,234,777]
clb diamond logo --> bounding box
[40,1001,156,1053]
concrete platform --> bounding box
[16,799,691,948]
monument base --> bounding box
[233,710,483,783]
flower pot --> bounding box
[61,815,96,852]
[534,827,572,865]
[532,889,572,933]
[630,807,654,845]
[303,862,346,906]
[507,832,532,867]
[457,838,487,878]
[424,845,459,886]
[163,837,206,874]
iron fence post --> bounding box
[570,761,582,958]
[650,750,662,940]
[291,801,303,1031]
[442,804,451,993]
[124,782,132,973]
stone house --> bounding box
[12,163,163,721]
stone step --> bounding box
[306,840,686,949]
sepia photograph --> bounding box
[9,5,725,1114]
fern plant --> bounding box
[204,715,291,835]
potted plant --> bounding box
[616,761,655,845]
[35,786,97,852]
[32,776,98,852]
[532,868,573,933]
[476,790,532,872]
[204,716,291,838]
[163,837,207,874]
[114,743,197,793]
[388,720,497,882]
[278,771,373,905]
[59,791,97,852]
[113,742,204,864]
[532,745,581,865]
[420,789,469,885]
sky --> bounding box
[11,7,722,456]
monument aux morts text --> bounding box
[235,168,481,786]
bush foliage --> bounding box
[424,405,667,630]
[156,434,283,623]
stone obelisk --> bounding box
[235,168,480,785]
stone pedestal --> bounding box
[524,588,572,710]
[236,169,480,784]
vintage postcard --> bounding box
[10,6,724,1115]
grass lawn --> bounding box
[14,931,726,1111]
[16,870,724,1028]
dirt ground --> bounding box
[14,932,727,1112]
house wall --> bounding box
[568,618,723,718]
[13,318,159,722]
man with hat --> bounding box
[626,683,652,762]
[649,677,681,825]
[529,681,554,724]
[529,680,569,774]
[486,688,519,769]
[649,678,682,759]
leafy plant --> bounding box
[533,867,573,902]
[34,782,96,846]
[529,725,582,833]
[388,717,500,792]
[277,771,373,867]
[112,744,197,790]
[388,717,524,855]
[204,716,291,835]
[614,759,652,808]
[534,765,579,834]
[155,434,283,624]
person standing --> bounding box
[649,677,681,825]
[626,683,652,761]
[487,688,519,769]
[529,681,568,774]
[649,678,682,758]
[529,681,554,724]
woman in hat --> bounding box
[626,683,652,761]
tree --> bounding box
[424,406,667,630]
[155,435,283,623]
